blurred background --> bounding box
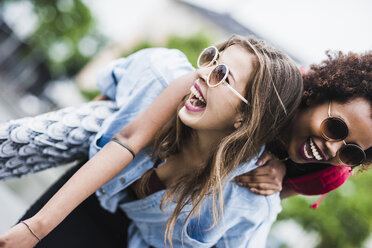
[0,0,371,247]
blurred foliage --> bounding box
[278,169,372,248]
[84,33,212,101]
[80,88,100,101]
[2,0,105,78]
[166,34,212,68]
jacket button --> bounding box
[99,188,106,194]
[120,177,126,184]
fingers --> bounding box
[237,181,282,196]
[236,181,282,191]
[235,174,276,184]
[250,188,278,196]
[233,158,287,196]
[256,151,275,166]
[235,163,281,181]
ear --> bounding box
[233,114,244,129]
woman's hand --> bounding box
[234,152,286,196]
[0,223,39,248]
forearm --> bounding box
[25,142,132,238]
[115,72,195,149]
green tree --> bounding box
[2,0,104,77]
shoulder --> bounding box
[223,182,281,223]
[100,48,192,73]
[121,47,192,72]
[112,48,194,86]
[96,48,194,99]
[145,48,194,86]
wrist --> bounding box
[20,220,41,243]
[25,215,49,239]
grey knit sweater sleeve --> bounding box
[0,100,118,181]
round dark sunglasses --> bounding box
[320,101,366,166]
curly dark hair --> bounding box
[301,51,372,166]
[301,50,372,109]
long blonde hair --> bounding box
[141,35,303,247]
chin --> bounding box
[287,149,305,164]
[178,108,197,129]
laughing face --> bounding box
[178,44,255,136]
[287,98,372,166]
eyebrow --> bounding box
[219,52,236,83]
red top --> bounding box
[130,170,166,198]
[283,165,352,195]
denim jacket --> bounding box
[89,48,281,247]
[119,152,281,248]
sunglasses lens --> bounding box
[339,144,366,166]
[320,117,348,141]
[198,47,217,67]
[209,64,228,86]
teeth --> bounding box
[190,86,205,103]
[309,138,323,161]
[303,142,313,159]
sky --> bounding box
[3,0,372,67]
[183,0,372,66]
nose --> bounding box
[196,67,211,85]
[324,140,344,158]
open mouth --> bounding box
[185,83,207,112]
[300,137,326,162]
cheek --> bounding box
[177,107,192,127]
[291,112,316,138]
[209,101,239,125]
[287,119,309,155]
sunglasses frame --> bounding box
[197,46,248,104]
[338,142,366,166]
[321,101,366,166]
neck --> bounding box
[155,129,229,188]
[182,129,229,165]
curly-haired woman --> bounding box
[236,50,372,200]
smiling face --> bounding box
[178,44,255,135]
[287,98,372,166]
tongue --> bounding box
[192,99,206,108]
